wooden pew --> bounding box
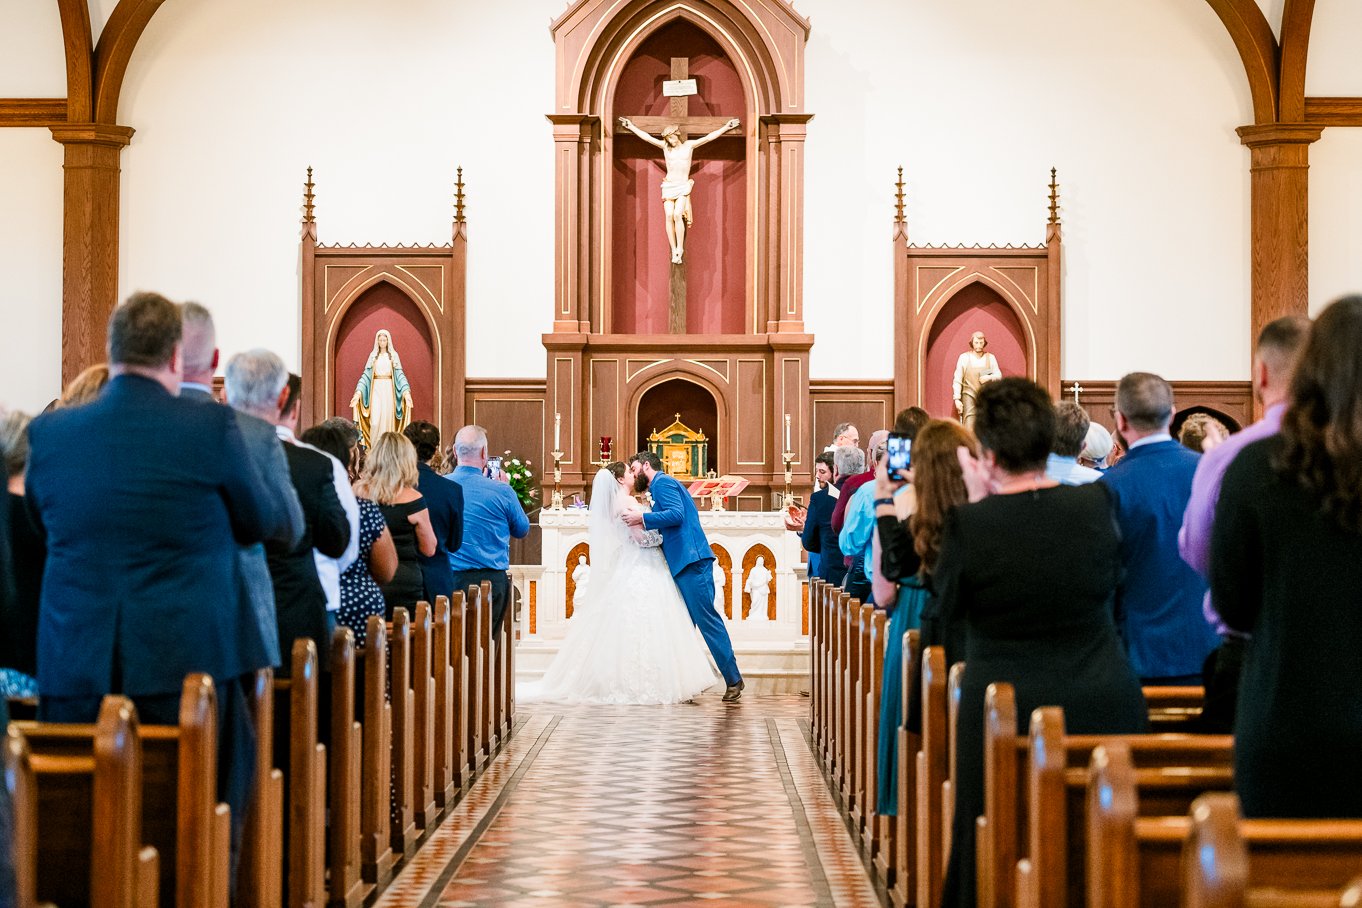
[886,629,921,908]
[1086,743,1362,908]
[1016,706,1233,908]
[503,581,516,740]
[916,645,949,908]
[4,724,39,908]
[851,601,872,834]
[1184,794,1362,908]
[432,596,456,809]
[411,601,438,829]
[21,676,230,908]
[26,696,160,908]
[272,638,326,908]
[1143,685,1204,732]
[388,607,418,859]
[463,586,484,776]
[808,579,823,762]
[478,580,495,760]
[862,607,887,860]
[239,669,283,908]
[945,660,964,862]
[328,627,365,908]
[449,591,470,791]
[842,593,863,813]
[357,615,394,888]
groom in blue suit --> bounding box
[625,452,744,701]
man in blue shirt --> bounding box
[445,425,529,636]
[1100,372,1217,685]
[1045,401,1103,486]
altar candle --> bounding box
[784,413,791,452]
[554,412,561,450]
[601,436,612,459]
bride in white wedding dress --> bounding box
[521,463,720,705]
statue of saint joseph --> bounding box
[617,116,740,264]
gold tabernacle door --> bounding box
[648,415,709,478]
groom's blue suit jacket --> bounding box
[641,472,713,574]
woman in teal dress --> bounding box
[872,419,976,816]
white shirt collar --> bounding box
[1129,432,1173,450]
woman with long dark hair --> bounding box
[1213,295,1362,818]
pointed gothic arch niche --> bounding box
[332,281,437,426]
[635,377,721,471]
[923,281,1029,421]
[610,20,747,335]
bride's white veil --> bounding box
[583,468,628,610]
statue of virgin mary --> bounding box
[349,329,413,447]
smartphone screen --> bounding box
[886,433,911,474]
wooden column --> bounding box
[50,123,134,388]
[1235,124,1322,348]
[761,114,814,335]
[547,114,598,334]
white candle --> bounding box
[784,413,791,452]
[554,412,561,450]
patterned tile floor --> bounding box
[372,695,882,908]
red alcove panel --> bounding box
[611,20,746,336]
[333,281,436,427]
[636,378,721,471]
[923,282,1029,421]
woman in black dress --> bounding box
[358,432,436,617]
[1213,296,1362,818]
[937,378,1147,908]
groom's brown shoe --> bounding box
[722,680,745,702]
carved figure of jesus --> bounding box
[617,116,741,264]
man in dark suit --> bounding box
[801,452,846,585]
[1100,371,1218,685]
[403,421,463,603]
[25,292,277,883]
[625,452,744,701]
[180,303,304,674]
[225,352,350,674]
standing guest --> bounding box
[798,452,836,578]
[56,362,109,408]
[319,416,363,482]
[840,437,893,602]
[1179,316,1309,732]
[1079,421,1114,471]
[227,353,351,670]
[831,428,887,536]
[446,426,529,635]
[935,378,1147,908]
[357,432,436,616]
[824,421,859,452]
[1213,297,1362,818]
[404,421,464,604]
[25,292,277,890]
[1178,412,1229,453]
[870,419,973,816]
[809,446,861,586]
[892,406,931,437]
[1100,372,1217,685]
[1046,401,1103,485]
[181,304,304,686]
[0,409,41,699]
[303,425,398,646]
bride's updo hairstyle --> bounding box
[605,461,627,481]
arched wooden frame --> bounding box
[299,188,467,435]
[710,542,733,619]
[565,541,591,619]
[740,543,775,621]
[626,371,730,471]
[916,274,1039,402]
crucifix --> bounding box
[618,56,741,334]
[1068,382,1085,405]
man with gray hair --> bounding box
[1100,372,1216,685]
[445,425,529,636]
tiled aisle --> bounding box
[373,696,882,908]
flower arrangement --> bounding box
[501,451,540,512]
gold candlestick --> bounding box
[781,450,796,510]
[549,449,565,510]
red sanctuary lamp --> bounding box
[598,436,612,465]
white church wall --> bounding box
[1309,128,1362,313]
[802,0,1257,382]
[117,0,560,379]
[1306,2,1362,97]
[0,4,66,95]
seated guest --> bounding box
[1046,401,1102,485]
[1101,372,1217,685]
[1212,296,1362,818]
[57,362,109,408]
[936,377,1147,908]
[227,352,352,670]
[26,292,277,877]
[1180,315,1310,732]
[303,425,398,646]
[357,432,436,616]
[807,446,861,586]
[1079,420,1114,471]
[0,409,41,699]
[1179,412,1229,453]
[403,421,464,604]
[446,425,530,635]
[871,418,974,817]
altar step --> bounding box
[514,639,810,696]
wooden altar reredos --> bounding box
[544,0,814,510]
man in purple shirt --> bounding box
[1178,314,1311,729]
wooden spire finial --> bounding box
[894,166,906,225]
[454,166,466,224]
[1047,167,1060,225]
[302,166,316,224]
